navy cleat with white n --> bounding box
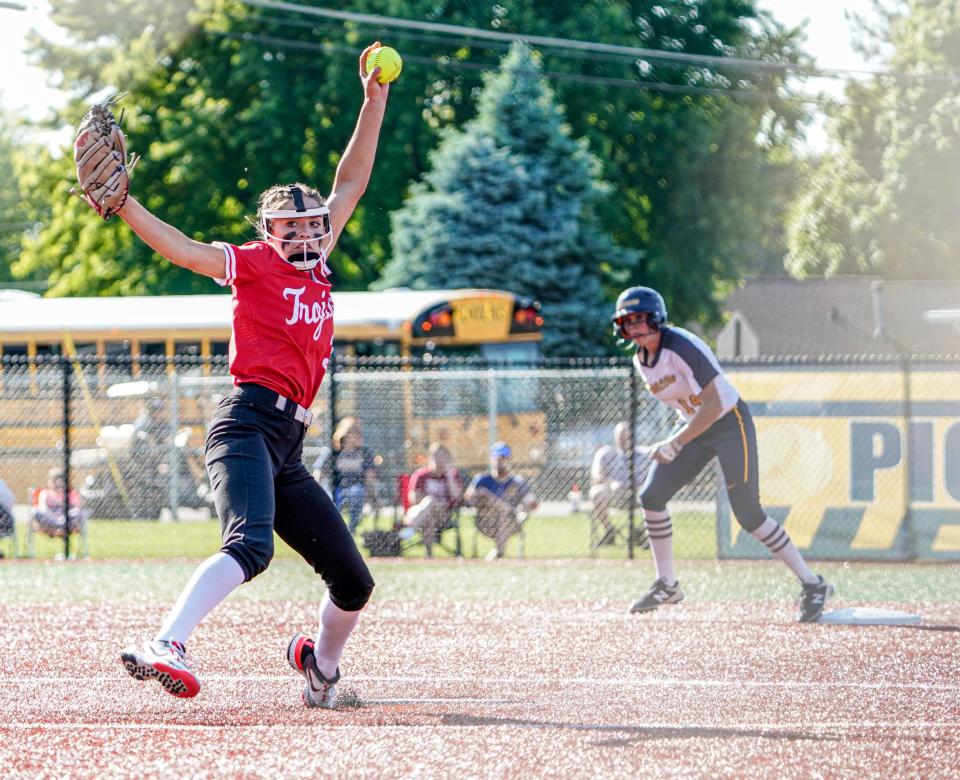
[629,577,684,614]
[798,575,833,623]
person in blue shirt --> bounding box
[464,442,538,561]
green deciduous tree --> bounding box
[0,112,48,291]
[16,0,435,295]
[787,1,960,280]
[17,0,805,317]
[0,117,26,285]
[379,43,626,355]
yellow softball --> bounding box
[365,45,403,84]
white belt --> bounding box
[274,394,314,427]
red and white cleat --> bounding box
[287,631,339,708]
[121,639,200,698]
[286,632,315,675]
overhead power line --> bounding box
[243,12,784,75]
[240,0,814,74]
[214,30,822,105]
[240,0,960,85]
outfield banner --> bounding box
[719,365,960,561]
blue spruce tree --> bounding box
[379,43,632,355]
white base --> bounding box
[819,607,921,626]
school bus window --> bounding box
[353,339,400,358]
[73,342,98,378]
[175,341,203,375]
[0,344,27,384]
[175,341,201,357]
[202,340,229,376]
[2,344,28,359]
[105,340,133,375]
[35,343,62,358]
[139,341,166,376]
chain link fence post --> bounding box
[168,364,180,515]
[487,367,498,453]
[328,351,339,501]
[61,356,72,560]
[328,352,338,434]
[627,356,638,560]
[902,356,916,560]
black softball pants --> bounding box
[204,383,374,611]
[639,398,767,532]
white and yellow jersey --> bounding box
[633,326,740,421]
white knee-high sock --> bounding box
[156,552,246,645]
[644,509,676,585]
[314,591,361,679]
[751,517,818,584]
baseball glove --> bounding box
[72,95,138,220]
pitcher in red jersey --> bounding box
[111,43,390,708]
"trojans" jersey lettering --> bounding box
[283,286,334,341]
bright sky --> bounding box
[755,0,880,72]
[1,0,68,146]
[1,0,881,152]
[755,0,882,151]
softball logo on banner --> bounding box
[719,368,960,561]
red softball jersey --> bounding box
[213,240,334,408]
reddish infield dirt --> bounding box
[2,598,959,778]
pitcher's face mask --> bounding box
[261,186,332,273]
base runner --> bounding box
[612,286,833,622]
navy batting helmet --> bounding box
[612,286,667,340]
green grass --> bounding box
[2,510,717,561]
[6,512,956,610]
[1,557,958,606]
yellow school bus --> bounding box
[0,287,543,364]
[0,289,545,502]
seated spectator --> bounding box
[589,421,651,545]
[310,440,333,495]
[402,443,462,556]
[0,476,15,555]
[31,467,88,538]
[464,442,538,561]
[313,417,378,534]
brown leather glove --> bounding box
[73,95,137,220]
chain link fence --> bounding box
[329,357,716,560]
[2,354,959,561]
